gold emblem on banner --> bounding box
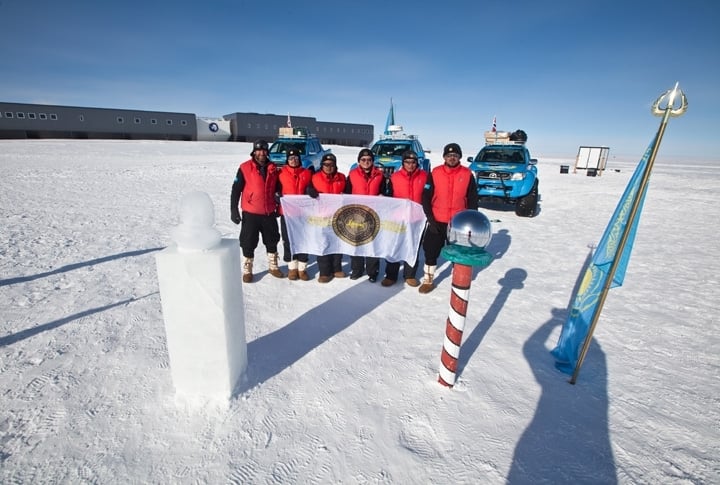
[332,204,380,246]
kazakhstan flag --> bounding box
[551,136,656,374]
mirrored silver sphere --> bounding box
[447,210,492,248]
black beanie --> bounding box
[443,143,462,157]
[286,148,301,161]
[357,148,374,161]
[251,139,269,156]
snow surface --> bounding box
[1,139,718,484]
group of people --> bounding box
[230,140,478,294]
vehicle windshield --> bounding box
[269,142,305,155]
[372,143,411,157]
[478,149,524,163]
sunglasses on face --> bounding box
[359,157,373,162]
[403,159,418,164]
[322,163,335,167]
[444,153,461,159]
[288,155,300,161]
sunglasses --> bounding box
[322,162,336,167]
[403,159,418,164]
[359,157,373,162]
[444,153,461,159]
[287,155,300,161]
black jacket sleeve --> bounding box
[230,167,245,218]
[466,175,479,210]
[421,171,436,224]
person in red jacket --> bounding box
[276,148,314,281]
[419,142,479,293]
[230,140,285,283]
[345,148,386,282]
[381,149,428,287]
[311,153,347,283]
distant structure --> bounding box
[0,102,373,147]
[0,102,196,141]
[573,145,610,175]
[224,112,373,147]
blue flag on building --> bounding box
[551,137,656,374]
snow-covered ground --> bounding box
[1,139,718,484]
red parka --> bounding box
[234,159,280,216]
[312,170,347,194]
[346,165,385,195]
[277,165,313,215]
[425,164,478,223]
[390,168,427,203]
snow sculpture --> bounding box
[170,191,221,252]
[156,191,247,402]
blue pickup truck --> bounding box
[351,126,430,176]
[467,130,539,217]
[268,128,331,172]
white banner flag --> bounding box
[280,194,427,265]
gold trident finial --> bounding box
[652,82,688,117]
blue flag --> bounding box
[384,99,395,135]
[551,137,656,374]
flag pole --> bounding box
[569,83,687,384]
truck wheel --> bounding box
[515,182,538,217]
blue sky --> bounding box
[1,0,718,160]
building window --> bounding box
[134,117,141,124]
[166,119,173,125]
[79,115,84,122]
[180,120,187,126]
[39,113,47,120]
[50,114,58,120]
[150,119,157,125]
[116,116,124,124]
[247,123,252,129]
[16,112,25,119]
[5,112,12,118]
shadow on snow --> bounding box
[238,281,402,395]
[0,247,164,287]
[0,293,157,347]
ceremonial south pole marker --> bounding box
[438,210,494,388]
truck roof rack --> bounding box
[484,130,525,145]
[277,126,316,138]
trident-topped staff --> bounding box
[552,83,687,385]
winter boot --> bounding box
[242,257,254,283]
[298,261,310,281]
[268,252,285,278]
[287,260,299,281]
[418,264,436,294]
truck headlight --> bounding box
[510,172,525,181]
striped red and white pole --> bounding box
[438,263,473,388]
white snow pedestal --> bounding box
[156,239,247,401]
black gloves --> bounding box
[307,185,319,199]
[231,211,241,224]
